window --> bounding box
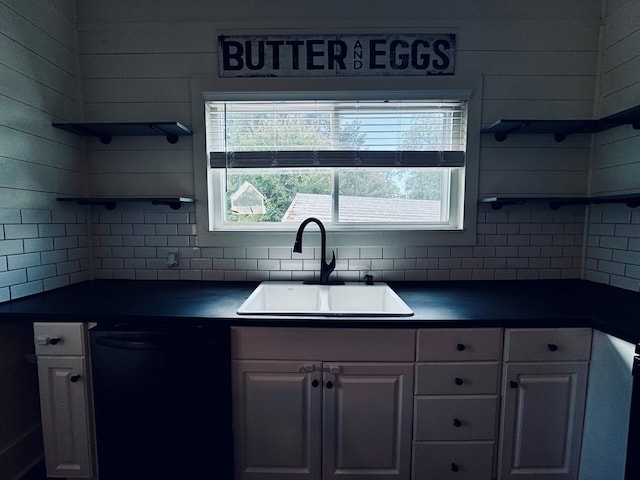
[206,99,467,231]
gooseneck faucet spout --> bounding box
[293,217,342,285]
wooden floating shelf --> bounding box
[52,122,192,144]
[481,105,640,142]
[57,197,195,210]
[480,194,640,210]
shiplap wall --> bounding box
[69,0,604,285]
[0,0,90,302]
[0,1,89,477]
[585,0,640,291]
[75,0,600,199]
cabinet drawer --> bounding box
[414,396,498,441]
[413,441,494,480]
[416,362,500,395]
[417,328,502,361]
[34,322,86,356]
[504,328,592,362]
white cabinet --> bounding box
[413,328,503,480]
[498,328,591,480]
[34,323,95,478]
[231,327,415,480]
[232,360,322,480]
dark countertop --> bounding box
[0,279,638,343]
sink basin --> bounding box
[237,282,414,317]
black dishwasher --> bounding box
[90,323,231,480]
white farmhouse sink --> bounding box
[237,282,414,317]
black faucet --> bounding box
[293,217,343,285]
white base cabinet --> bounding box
[413,328,503,480]
[231,327,415,480]
[498,328,591,480]
[34,322,95,479]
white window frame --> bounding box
[190,76,481,248]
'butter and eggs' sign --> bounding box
[218,34,455,77]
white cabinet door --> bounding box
[323,363,414,480]
[37,356,93,478]
[232,360,322,480]
[499,362,588,480]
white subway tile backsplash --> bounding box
[190,258,213,270]
[101,235,124,247]
[612,249,640,265]
[11,280,43,299]
[144,212,166,224]
[7,201,638,303]
[122,212,145,223]
[27,265,57,281]
[5,224,38,239]
[0,209,21,224]
[269,247,292,259]
[0,269,27,287]
[133,224,155,235]
[610,275,640,291]
[0,240,24,256]
[8,253,41,270]
[156,224,178,235]
[585,203,640,291]
[626,264,640,279]
[21,209,51,224]
[600,235,628,249]
[246,247,268,259]
[136,270,158,280]
[40,250,67,265]
[337,247,359,258]
[145,236,167,247]
[383,247,406,258]
[213,258,235,270]
[224,247,246,259]
[360,247,383,258]
[167,236,190,247]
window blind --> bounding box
[207,100,467,168]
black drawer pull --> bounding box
[454,377,464,386]
[326,381,334,389]
[311,379,319,388]
[451,462,460,472]
[49,337,61,345]
[509,380,518,389]
[547,343,559,352]
[453,418,462,427]
[70,375,81,383]
[456,343,466,351]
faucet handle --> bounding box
[327,250,336,269]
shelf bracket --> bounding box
[553,132,568,142]
[151,199,184,210]
[493,122,529,142]
[148,125,180,144]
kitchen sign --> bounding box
[218,34,455,77]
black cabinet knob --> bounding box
[456,343,466,351]
[453,418,462,427]
[454,377,464,386]
[326,381,334,389]
[451,462,460,472]
[49,337,61,345]
[311,379,319,388]
[547,343,559,352]
[69,375,81,383]
[509,380,518,389]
